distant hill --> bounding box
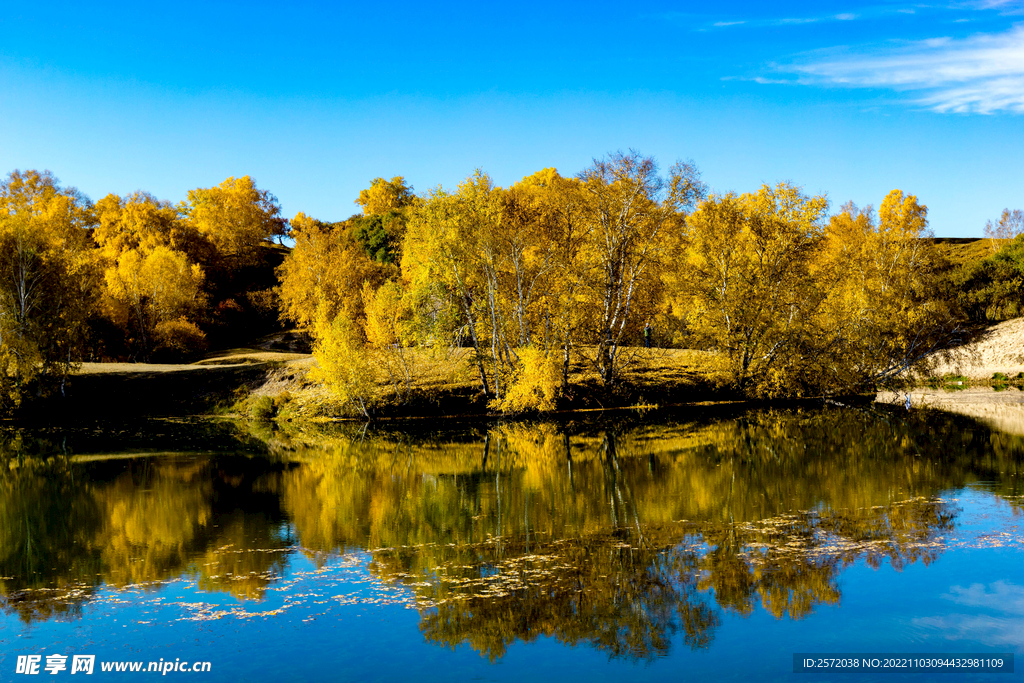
[928,237,1004,268]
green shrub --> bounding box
[250,395,275,420]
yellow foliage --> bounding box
[103,244,205,357]
[679,185,946,396]
[362,280,421,400]
[93,191,199,263]
[816,192,941,385]
[680,183,829,397]
[93,191,207,359]
[153,317,208,360]
[277,212,386,330]
[493,346,561,412]
[0,170,94,410]
[185,176,286,264]
[355,176,417,216]
[310,308,379,418]
[362,280,410,348]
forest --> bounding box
[2,151,1023,417]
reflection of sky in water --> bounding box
[912,580,1024,648]
[946,581,1024,616]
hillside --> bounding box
[928,236,1002,268]
[929,317,1024,379]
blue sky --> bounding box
[1,0,1022,236]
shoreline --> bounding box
[876,385,1024,436]
[24,344,1024,428]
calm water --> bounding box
[1,406,1022,681]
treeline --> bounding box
[3,154,1022,416]
[0,170,287,412]
[280,151,975,413]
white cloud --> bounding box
[912,581,1024,647]
[944,0,1024,14]
[970,0,1024,13]
[914,614,1024,646]
[786,25,1024,113]
[944,580,1024,614]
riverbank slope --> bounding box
[41,345,732,421]
[928,317,1024,380]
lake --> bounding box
[1,405,1021,681]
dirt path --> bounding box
[76,351,310,375]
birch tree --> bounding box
[577,151,699,385]
[0,170,95,409]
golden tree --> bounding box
[679,183,830,397]
[355,176,417,216]
[310,305,379,418]
[518,171,596,389]
[184,176,287,266]
[680,185,955,397]
[401,172,499,394]
[576,151,699,385]
[397,157,702,408]
[277,212,387,330]
[362,279,422,401]
[0,170,95,409]
[103,246,206,357]
[93,192,207,360]
[818,191,951,388]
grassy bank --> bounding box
[46,357,284,421]
[58,312,1024,423]
[230,347,738,421]
[31,346,737,423]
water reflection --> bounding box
[1,407,1022,660]
[0,455,293,622]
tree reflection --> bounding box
[0,406,1020,660]
[0,455,292,622]
[0,457,103,622]
[271,411,974,660]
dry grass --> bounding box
[76,353,310,374]
[76,362,199,374]
[194,350,310,365]
[235,345,727,419]
[614,348,725,387]
[69,341,728,420]
[929,237,1002,268]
